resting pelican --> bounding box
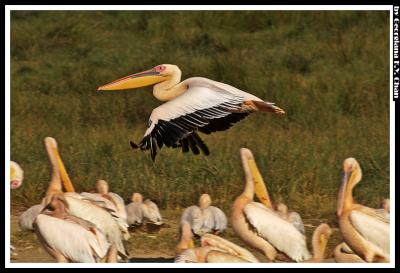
[275,203,305,236]
[34,195,110,263]
[98,64,285,161]
[181,193,227,236]
[231,148,311,262]
[19,204,45,231]
[333,242,366,263]
[40,137,129,259]
[10,161,23,189]
[175,231,259,263]
[125,192,163,226]
[337,158,390,263]
[375,198,390,220]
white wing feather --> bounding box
[142,199,162,224]
[350,210,390,255]
[108,192,127,221]
[287,211,306,235]
[125,202,144,225]
[244,202,311,262]
[64,196,128,256]
[34,214,109,262]
[19,204,44,231]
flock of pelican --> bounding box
[10,64,390,264]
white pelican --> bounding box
[275,203,305,235]
[334,242,366,263]
[10,161,23,189]
[375,198,390,220]
[231,148,311,262]
[40,137,129,259]
[34,195,110,263]
[125,192,163,226]
[181,193,227,236]
[175,231,259,263]
[19,204,45,231]
[98,64,285,161]
[337,158,390,262]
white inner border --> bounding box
[5,4,395,268]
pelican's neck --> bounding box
[311,230,326,262]
[153,69,187,101]
[45,142,62,196]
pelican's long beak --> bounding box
[98,68,167,91]
[337,170,351,217]
[248,159,273,209]
[52,147,75,193]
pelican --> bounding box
[39,137,129,259]
[275,203,305,236]
[125,192,163,226]
[10,161,24,189]
[333,242,366,263]
[337,158,390,263]
[231,148,311,262]
[181,193,227,236]
[79,180,127,222]
[175,229,259,263]
[375,198,390,220]
[34,195,110,263]
[98,64,285,161]
[19,204,45,231]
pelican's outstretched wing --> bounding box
[34,214,109,263]
[132,77,283,161]
[19,204,44,231]
[349,210,390,256]
[243,202,311,262]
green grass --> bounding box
[10,10,390,225]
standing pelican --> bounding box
[231,148,311,262]
[34,195,110,263]
[337,158,390,263]
[98,64,285,161]
[40,137,129,259]
[175,229,259,263]
[181,193,227,236]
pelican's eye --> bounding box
[155,65,166,72]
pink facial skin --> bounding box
[11,180,21,190]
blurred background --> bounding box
[10,10,389,223]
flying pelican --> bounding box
[34,194,110,263]
[125,192,163,226]
[98,64,285,161]
[175,229,259,263]
[10,161,23,189]
[231,148,311,262]
[337,158,390,263]
[40,137,129,259]
[181,193,227,236]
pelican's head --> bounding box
[96,179,109,194]
[337,157,362,216]
[10,161,23,190]
[275,202,288,215]
[131,192,143,203]
[382,198,390,212]
[199,193,212,209]
[97,64,180,91]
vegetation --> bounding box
[11,10,389,226]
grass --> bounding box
[10,11,389,226]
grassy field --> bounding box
[11,10,389,227]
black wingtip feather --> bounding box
[191,132,210,156]
[130,141,139,149]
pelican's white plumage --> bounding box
[19,204,45,231]
[349,210,390,256]
[63,194,129,256]
[125,202,144,226]
[142,199,162,224]
[34,214,109,263]
[243,202,311,262]
[98,64,284,161]
[202,206,228,233]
